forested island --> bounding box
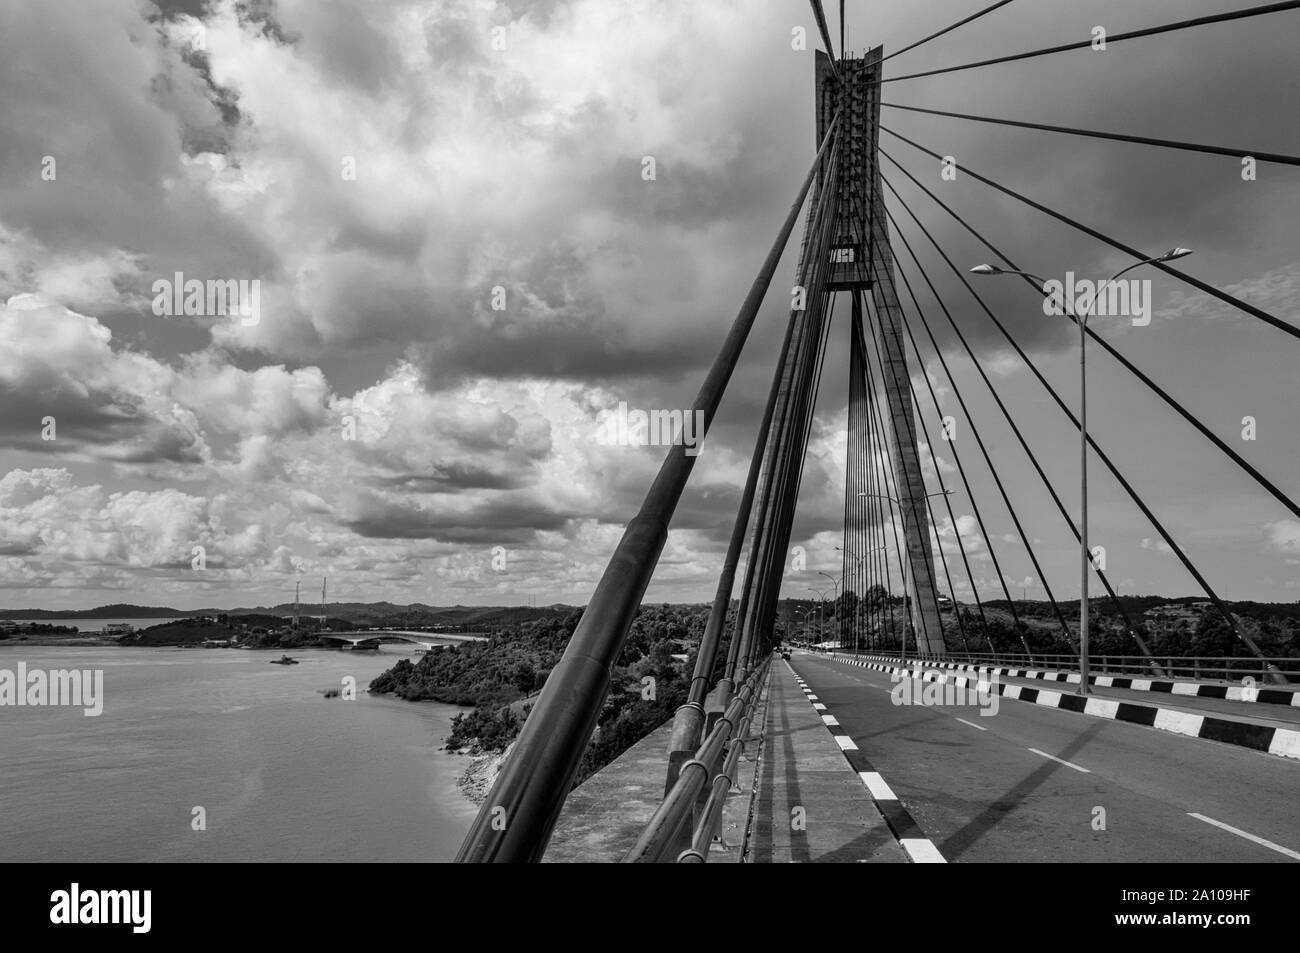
[368,604,726,786]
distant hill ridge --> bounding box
[0,601,584,626]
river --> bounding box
[0,644,478,862]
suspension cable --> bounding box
[882,178,1273,666]
[884,191,1161,668]
[879,143,1300,524]
[882,102,1300,167]
[876,1,1300,84]
[881,0,1018,64]
[880,124,1300,341]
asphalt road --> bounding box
[787,651,1300,862]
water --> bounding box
[2,617,187,633]
[0,645,478,862]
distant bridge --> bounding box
[316,630,489,649]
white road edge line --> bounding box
[955,717,988,732]
[1027,747,1091,773]
[1187,812,1300,861]
[900,839,947,864]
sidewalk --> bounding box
[748,661,908,863]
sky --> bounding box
[0,0,1297,611]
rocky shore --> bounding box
[453,743,513,805]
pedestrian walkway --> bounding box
[748,660,908,863]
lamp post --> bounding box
[859,488,953,662]
[817,570,841,647]
[970,248,1192,695]
[835,546,868,653]
[807,585,832,648]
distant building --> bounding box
[103,623,135,636]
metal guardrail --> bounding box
[623,657,771,863]
[846,649,1299,685]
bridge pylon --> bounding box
[816,46,945,655]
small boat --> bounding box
[322,687,340,698]
[269,655,300,665]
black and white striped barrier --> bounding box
[845,653,1299,707]
[828,654,1300,762]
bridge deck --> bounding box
[787,651,1300,862]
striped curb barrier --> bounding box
[839,652,1299,707]
[825,653,1300,762]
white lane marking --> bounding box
[834,735,858,751]
[1187,813,1300,861]
[859,771,897,800]
[807,695,819,701]
[900,839,947,864]
[954,717,987,732]
[812,702,827,710]
[1027,748,1091,773]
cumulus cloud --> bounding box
[0,0,1297,609]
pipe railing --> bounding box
[678,657,770,863]
[623,657,771,863]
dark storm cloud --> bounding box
[0,385,205,465]
[370,463,526,492]
[344,495,575,544]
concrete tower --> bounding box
[815,47,945,655]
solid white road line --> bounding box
[1187,813,1300,861]
[954,717,988,731]
[900,839,947,864]
[1027,748,1091,773]
[858,771,897,800]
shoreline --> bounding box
[447,742,512,806]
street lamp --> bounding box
[835,545,866,653]
[795,605,815,646]
[807,585,832,648]
[971,247,1192,695]
[837,544,886,654]
[859,488,953,662]
[817,570,842,647]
